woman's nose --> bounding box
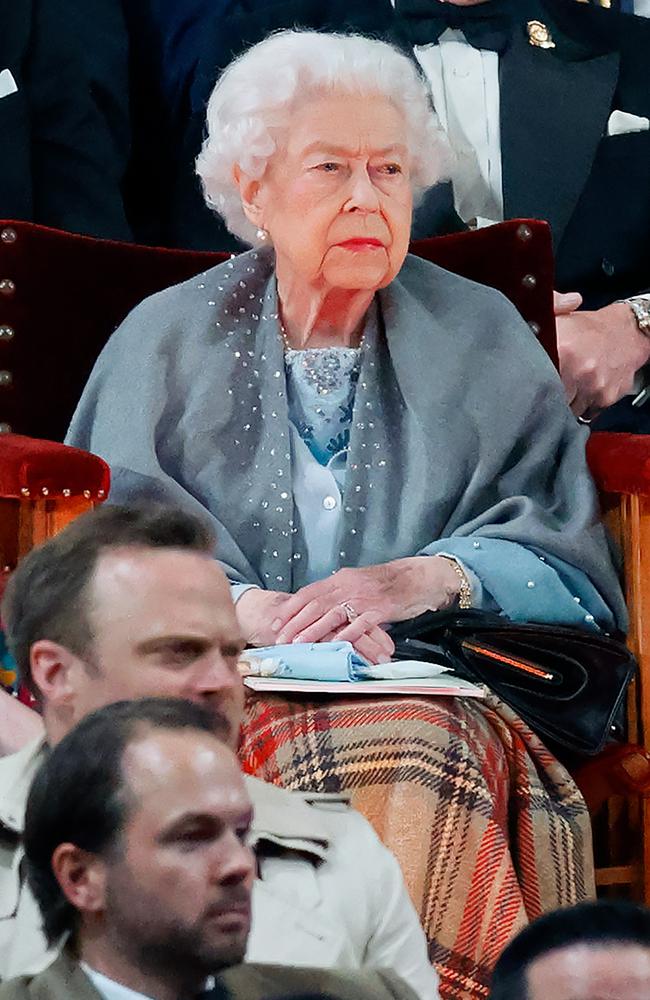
[344,165,380,212]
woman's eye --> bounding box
[379,163,402,175]
[316,162,340,173]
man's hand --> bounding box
[554,292,650,418]
[271,556,461,658]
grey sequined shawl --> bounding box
[67,248,626,626]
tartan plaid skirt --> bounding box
[239,691,594,1000]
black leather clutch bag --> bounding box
[389,609,636,756]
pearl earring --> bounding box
[256,228,268,242]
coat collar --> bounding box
[0,736,45,835]
[10,949,103,1000]
[500,8,619,246]
[245,776,330,862]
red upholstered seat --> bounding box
[0,434,109,589]
[0,433,109,500]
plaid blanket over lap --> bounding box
[239,692,594,1000]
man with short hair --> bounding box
[489,899,650,1000]
[0,697,415,1000]
[0,504,436,999]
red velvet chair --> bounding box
[0,218,648,897]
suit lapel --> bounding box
[500,18,619,246]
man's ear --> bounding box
[233,165,264,229]
[52,843,107,917]
[30,640,80,707]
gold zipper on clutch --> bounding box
[460,639,555,682]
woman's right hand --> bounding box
[236,588,293,646]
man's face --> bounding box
[101,729,254,976]
[65,548,245,746]
[526,943,650,1000]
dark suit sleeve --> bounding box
[25,0,132,240]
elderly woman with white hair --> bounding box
[67,29,625,1000]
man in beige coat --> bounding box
[0,503,437,999]
[0,697,414,1000]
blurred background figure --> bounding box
[0,0,131,240]
[489,899,650,1000]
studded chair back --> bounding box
[0,218,556,441]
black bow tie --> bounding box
[396,0,514,54]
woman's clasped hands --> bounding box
[237,556,462,665]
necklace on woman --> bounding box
[279,324,365,397]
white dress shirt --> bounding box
[414,29,503,227]
[81,964,154,1000]
[635,0,650,16]
[81,964,215,1000]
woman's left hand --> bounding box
[272,556,461,646]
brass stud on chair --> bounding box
[0,279,16,297]
[522,274,537,290]
[97,489,106,498]
[20,487,30,497]
[62,488,71,497]
[0,228,17,245]
[41,487,49,496]
[83,489,91,499]
[517,224,533,242]
[0,370,13,386]
[0,325,15,342]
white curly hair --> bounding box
[195,30,451,246]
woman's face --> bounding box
[250,92,413,293]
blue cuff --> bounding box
[420,538,614,629]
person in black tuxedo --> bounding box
[0,0,131,241]
[395,0,650,429]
